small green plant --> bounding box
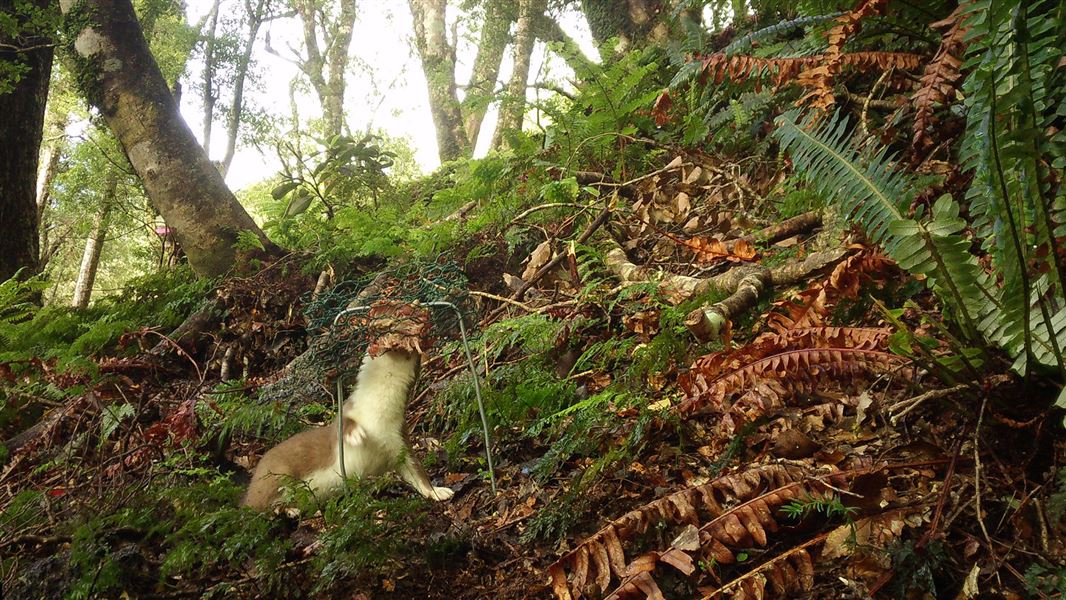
[885,539,947,599]
[1024,561,1066,598]
[781,494,858,522]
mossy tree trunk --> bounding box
[580,0,674,56]
[408,0,470,162]
[492,0,543,150]
[462,0,515,147]
[60,0,275,278]
[0,0,53,283]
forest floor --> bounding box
[2,152,1065,599]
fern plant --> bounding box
[774,106,1066,408]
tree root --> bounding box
[606,245,847,341]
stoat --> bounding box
[242,350,453,510]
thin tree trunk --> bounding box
[463,0,514,146]
[220,0,269,176]
[60,0,276,278]
[35,120,65,269]
[493,0,543,150]
[409,0,470,162]
[291,0,354,139]
[201,0,222,152]
[71,176,117,308]
[0,0,53,283]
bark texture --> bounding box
[581,0,672,55]
[462,0,514,146]
[71,176,117,308]
[0,0,53,283]
[408,0,469,162]
[492,0,543,150]
[61,0,274,277]
[291,0,355,138]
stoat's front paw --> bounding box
[428,486,454,501]
[344,423,367,446]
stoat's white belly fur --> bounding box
[304,351,418,494]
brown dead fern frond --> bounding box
[698,539,819,599]
[547,463,811,600]
[797,0,892,110]
[911,3,972,154]
[590,465,899,600]
[699,52,921,93]
[681,347,906,414]
[768,248,898,331]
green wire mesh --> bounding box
[257,260,474,407]
[303,260,472,370]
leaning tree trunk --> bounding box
[463,0,514,146]
[71,176,117,308]
[60,0,275,278]
[409,0,470,162]
[36,115,67,270]
[492,0,543,150]
[0,0,53,283]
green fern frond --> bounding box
[723,12,843,55]
[774,110,999,348]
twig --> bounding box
[508,202,589,225]
[974,394,996,557]
[485,203,613,324]
[144,330,204,382]
[469,290,535,312]
[888,384,969,424]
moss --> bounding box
[58,2,105,108]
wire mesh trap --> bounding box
[261,260,496,492]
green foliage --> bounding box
[98,402,134,446]
[309,481,426,592]
[774,110,1066,393]
[160,475,288,584]
[770,176,825,219]
[272,134,396,218]
[885,539,947,599]
[541,48,668,168]
[722,12,844,56]
[957,0,1066,379]
[1049,466,1066,525]
[1024,561,1066,597]
[0,490,46,533]
[0,266,211,373]
[781,494,857,521]
[0,0,61,93]
[202,381,327,443]
[259,151,531,269]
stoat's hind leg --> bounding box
[399,451,454,501]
